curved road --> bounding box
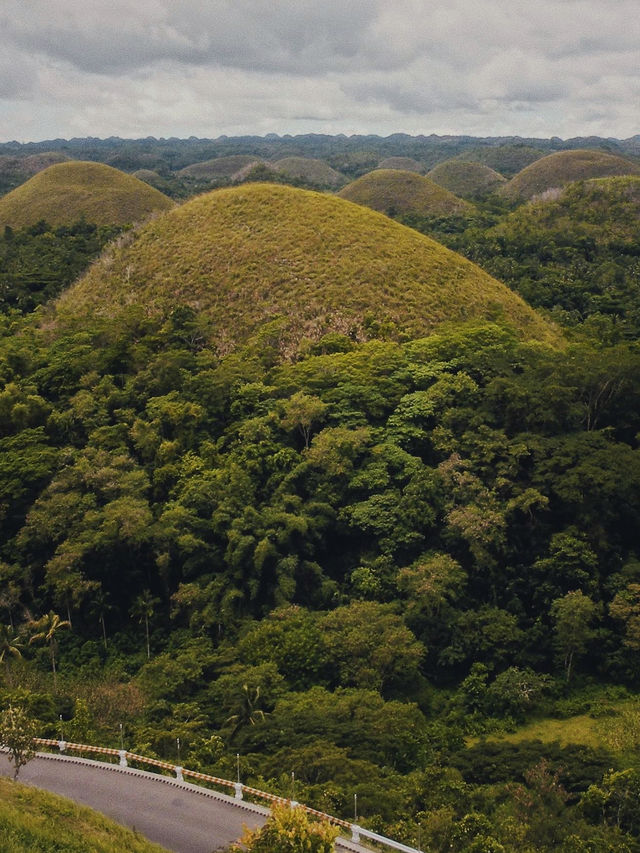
[0,752,369,853]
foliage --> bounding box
[0,219,123,313]
[0,704,37,780]
[231,804,339,853]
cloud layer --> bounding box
[1,0,638,141]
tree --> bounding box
[550,591,597,682]
[0,704,37,781]
[280,392,328,450]
[609,584,640,651]
[319,601,424,692]
[0,623,23,687]
[232,803,339,853]
[28,611,70,691]
[130,590,159,660]
[225,683,266,743]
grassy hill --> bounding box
[338,169,474,218]
[177,155,260,180]
[0,778,167,853]
[54,182,557,354]
[271,157,346,188]
[0,162,175,228]
[132,169,175,194]
[427,160,506,198]
[377,156,425,173]
[501,149,640,201]
[495,175,640,243]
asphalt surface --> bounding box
[0,752,370,853]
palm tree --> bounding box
[130,590,159,660]
[89,588,113,650]
[225,684,266,743]
[29,611,71,691]
[0,623,23,687]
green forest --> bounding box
[1,140,640,853]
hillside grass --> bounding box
[427,160,506,198]
[500,149,640,201]
[271,156,347,188]
[0,778,168,853]
[0,162,174,228]
[480,695,640,754]
[54,182,558,355]
[338,169,474,218]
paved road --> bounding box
[0,752,369,853]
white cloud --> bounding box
[0,0,637,141]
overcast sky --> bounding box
[0,0,638,143]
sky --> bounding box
[0,0,638,143]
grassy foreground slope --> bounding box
[427,160,506,198]
[338,169,474,217]
[0,162,174,228]
[55,182,557,353]
[0,778,168,853]
[501,149,640,201]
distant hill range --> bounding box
[1,134,638,182]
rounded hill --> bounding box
[495,175,640,243]
[337,169,474,218]
[177,155,260,179]
[271,156,346,188]
[427,160,506,198]
[377,156,425,173]
[0,162,174,228]
[501,150,640,201]
[55,183,557,353]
